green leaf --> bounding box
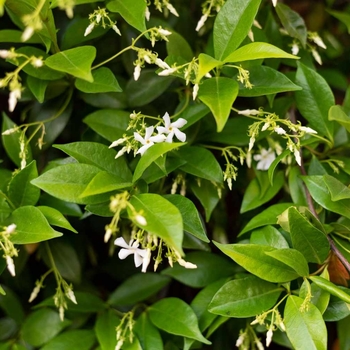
[177,146,223,183]
[161,252,235,288]
[328,10,350,34]
[284,295,327,350]
[239,203,293,236]
[209,276,282,317]
[268,149,291,185]
[108,273,171,306]
[75,67,122,93]
[148,298,211,345]
[107,0,146,33]
[133,143,186,183]
[8,160,40,207]
[288,207,330,264]
[198,77,239,132]
[276,3,307,47]
[83,109,129,142]
[22,309,70,347]
[9,206,62,244]
[27,76,49,103]
[95,310,119,350]
[129,194,184,255]
[176,103,210,130]
[166,31,193,62]
[31,163,105,204]
[37,206,77,233]
[1,113,32,168]
[323,174,350,201]
[45,46,96,82]
[213,0,261,60]
[163,195,209,242]
[214,242,301,283]
[197,53,222,81]
[240,171,284,213]
[134,312,163,350]
[302,175,350,219]
[295,62,335,140]
[309,276,350,304]
[288,166,308,206]
[250,225,289,249]
[40,330,96,350]
[0,287,25,324]
[0,29,41,43]
[328,105,350,133]
[224,42,299,63]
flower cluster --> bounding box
[84,7,121,37]
[0,224,18,277]
[152,0,179,17]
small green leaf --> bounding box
[134,312,163,350]
[284,295,327,350]
[108,273,171,306]
[27,76,49,103]
[250,225,289,249]
[328,10,350,34]
[213,0,261,60]
[107,0,146,33]
[9,206,62,244]
[209,276,282,317]
[214,242,300,283]
[129,194,184,255]
[197,53,222,81]
[198,77,239,132]
[95,310,119,350]
[323,174,350,201]
[75,67,122,93]
[166,31,193,62]
[45,46,96,82]
[40,330,96,350]
[328,105,350,133]
[37,206,77,233]
[148,298,211,345]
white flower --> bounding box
[59,306,65,321]
[261,122,270,131]
[158,67,177,76]
[291,43,300,55]
[166,3,179,17]
[253,148,276,171]
[6,256,15,276]
[157,112,187,143]
[235,333,245,347]
[28,284,41,303]
[5,224,16,234]
[0,50,10,59]
[196,14,208,32]
[66,288,77,304]
[294,149,301,166]
[177,258,197,269]
[311,49,322,65]
[135,214,147,226]
[272,0,278,6]
[112,24,121,36]
[134,126,166,155]
[114,237,147,268]
[133,64,141,81]
[32,58,43,67]
[311,35,326,49]
[299,126,317,134]
[274,126,286,135]
[96,14,102,24]
[84,23,95,37]
[248,137,255,152]
[109,138,126,148]
[238,109,260,116]
[158,28,172,36]
[8,88,21,112]
[22,26,34,42]
[266,329,273,347]
[104,227,113,243]
[192,83,199,100]
[115,146,127,159]
[155,58,170,69]
[145,7,150,21]
[141,248,151,273]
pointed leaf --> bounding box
[250,225,289,249]
[323,174,350,201]
[198,53,222,81]
[95,310,120,350]
[328,105,350,133]
[328,10,350,34]
[213,0,261,60]
[134,312,163,350]
[37,206,77,233]
[40,330,96,350]
[148,298,211,345]
[45,46,96,82]
[198,77,239,132]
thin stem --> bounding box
[92,45,132,70]
[0,192,16,210]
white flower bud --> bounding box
[84,23,95,37]
[144,54,151,64]
[66,289,77,304]
[28,284,41,303]
[266,329,273,347]
[158,67,177,76]
[59,306,65,321]
[8,88,21,112]
[272,0,278,6]
[177,258,197,269]
[135,214,147,226]
[115,146,127,159]
[196,14,208,32]
[291,43,299,55]
[274,126,286,135]
[145,7,150,21]
[5,224,16,234]
[32,58,43,67]
[192,83,199,100]
[0,50,10,59]
[109,138,126,148]
[2,128,16,135]
[238,109,260,116]
[294,149,301,166]
[166,4,179,17]
[235,334,245,347]
[96,14,102,24]
[261,122,270,131]
[299,126,317,134]
[133,64,141,81]
[6,256,15,276]
[112,24,121,36]
[158,28,172,36]
[248,137,255,152]
[22,26,34,42]
[155,58,170,69]
[311,49,322,65]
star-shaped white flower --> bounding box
[134,126,166,155]
[114,237,147,268]
[253,148,276,171]
[157,112,187,143]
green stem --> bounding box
[0,192,16,210]
[92,45,132,70]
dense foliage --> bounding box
[1,0,350,349]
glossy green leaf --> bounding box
[288,207,330,264]
[176,103,210,130]
[75,67,122,93]
[40,194,82,218]
[209,276,282,317]
[295,62,335,140]
[177,146,223,183]
[250,225,289,249]
[161,252,235,288]
[163,195,209,242]
[108,273,171,306]
[240,171,284,213]
[213,0,261,60]
[328,105,350,132]
[224,42,298,63]
[276,3,307,47]
[148,298,211,345]
[45,46,96,82]
[239,203,293,236]
[134,312,163,350]
[1,113,32,168]
[288,166,308,206]
[323,174,350,201]
[214,242,301,282]
[302,175,350,219]
[22,309,70,347]
[95,310,119,350]
[107,0,146,33]
[133,143,186,183]
[129,194,183,254]
[284,295,327,350]
[8,160,40,208]
[197,53,222,81]
[166,31,193,62]
[324,294,350,322]
[0,287,25,324]
[27,76,49,103]
[198,77,239,132]
[40,330,96,350]
[0,29,41,43]
[9,206,62,244]
[37,206,77,233]
[328,10,350,34]
[268,149,291,185]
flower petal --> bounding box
[165,132,174,143]
[134,252,144,267]
[150,134,166,143]
[134,132,145,144]
[162,112,171,128]
[114,237,130,248]
[137,143,153,155]
[145,126,154,140]
[157,126,168,134]
[174,129,186,142]
[118,248,133,260]
[172,118,187,129]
